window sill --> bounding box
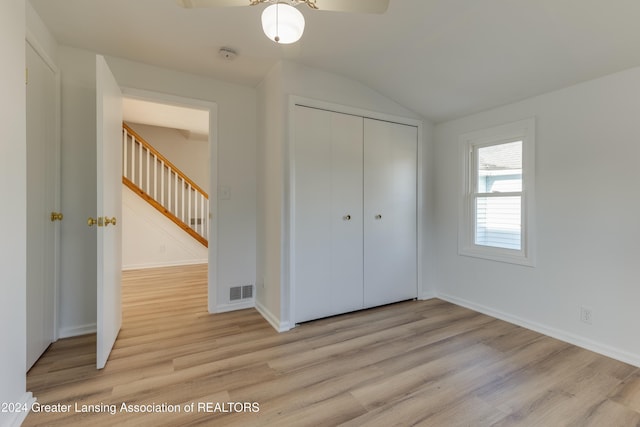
[458,245,535,267]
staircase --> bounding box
[122,123,208,247]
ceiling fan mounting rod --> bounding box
[249,0,318,10]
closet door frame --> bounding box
[287,96,425,326]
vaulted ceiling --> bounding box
[29,0,640,122]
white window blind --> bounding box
[474,141,522,250]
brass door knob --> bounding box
[50,212,63,222]
[88,217,100,227]
[104,216,117,226]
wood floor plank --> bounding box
[24,264,640,426]
[610,371,640,413]
[570,399,640,427]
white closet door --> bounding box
[294,106,364,323]
[363,118,417,308]
[26,43,57,370]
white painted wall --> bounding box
[126,122,209,193]
[107,56,257,310]
[256,62,285,328]
[122,186,207,269]
[422,120,437,300]
[434,66,640,367]
[0,2,31,426]
[256,60,435,329]
[57,46,98,338]
[56,47,257,335]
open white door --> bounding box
[96,55,123,369]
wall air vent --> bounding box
[230,285,254,301]
[242,285,253,299]
[230,286,242,301]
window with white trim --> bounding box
[459,118,536,266]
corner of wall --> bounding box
[57,45,99,336]
[255,59,285,323]
[255,299,291,332]
[26,1,59,65]
[0,1,28,424]
[419,117,439,298]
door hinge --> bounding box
[25,67,28,85]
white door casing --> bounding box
[96,55,123,369]
[120,87,218,313]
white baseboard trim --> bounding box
[212,300,255,313]
[122,259,207,271]
[437,292,640,368]
[255,300,291,332]
[59,323,96,339]
[5,392,35,427]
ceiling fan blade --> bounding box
[175,0,249,9]
[314,0,389,14]
[176,0,390,13]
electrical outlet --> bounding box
[580,306,593,325]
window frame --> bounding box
[458,118,536,266]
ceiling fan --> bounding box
[175,0,390,44]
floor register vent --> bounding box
[230,285,253,301]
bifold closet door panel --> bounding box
[363,118,418,308]
[293,106,364,323]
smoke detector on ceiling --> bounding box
[218,47,237,61]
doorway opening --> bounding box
[120,91,217,318]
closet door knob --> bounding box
[375,214,382,220]
[88,217,102,227]
[343,214,351,221]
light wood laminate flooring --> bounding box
[25,264,640,426]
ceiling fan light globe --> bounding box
[262,3,305,44]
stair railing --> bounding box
[122,123,208,247]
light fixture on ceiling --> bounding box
[261,2,305,44]
[178,0,389,44]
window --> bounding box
[459,118,535,266]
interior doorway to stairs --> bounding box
[120,88,218,313]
